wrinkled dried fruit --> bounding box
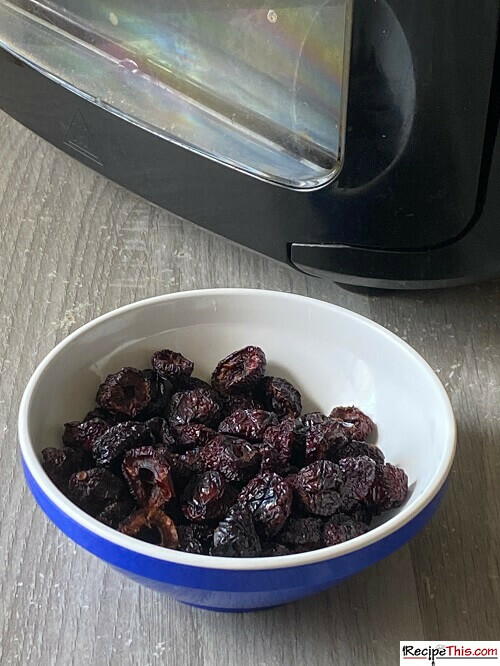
[68,468,124,514]
[177,524,212,554]
[220,392,263,416]
[92,421,156,466]
[238,472,292,536]
[212,346,266,395]
[280,517,323,547]
[50,344,409,557]
[169,388,223,428]
[368,463,408,510]
[323,513,368,546]
[158,497,185,526]
[301,412,328,429]
[212,506,261,557]
[346,502,374,526]
[84,407,123,425]
[182,471,234,522]
[173,423,217,451]
[260,376,302,418]
[218,409,278,443]
[305,420,346,464]
[97,499,135,528]
[143,417,176,449]
[96,367,152,418]
[261,543,291,557]
[282,416,309,436]
[259,443,280,474]
[339,456,376,506]
[161,453,197,495]
[137,370,172,420]
[151,349,194,382]
[330,439,385,466]
[199,434,261,482]
[42,447,87,490]
[262,422,305,469]
[119,507,179,549]
[174,375,212,393]
[293,460,343,516]
[63,418,109,452]
[178,447,205,475]
[290,543,324,553]
[122,446,174,509]
[329,406,375,441]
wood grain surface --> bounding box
[0,109,498,665]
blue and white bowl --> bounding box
[18,289,455,612]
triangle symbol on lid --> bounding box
[64,110,103,166]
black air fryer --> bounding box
[1,0,499,288]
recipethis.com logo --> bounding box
[400,642,500,665]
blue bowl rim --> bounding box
[18,288,456,571]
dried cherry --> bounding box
[339,455,376,505]
[368,463,408,511]
[304,420,346,464]
[169,388,223,428]
[68,468,124,515]
[173,423,217,451]
[323,513,368,546]
[84,407,123,426]
[346,502,374,526]
[137,370,172,420]
[259,443,280,474]
[262,421,305,469]
[329,406,375,441]
[279,517,323,547]
[178,447,205,475]
[92,421,156,467]
[41,447,87,490]
[122,446,174,509]
[177,524,212,554]
[63,418,109,452]
[220,392,263,416]
[293,460,343,516]
[211,346,266,395]
[97,499,135,528]
[181,471,234,523]
[119,507,179,549]
[261,543,291,557]
[330,439,385,466]
[143,417,176,449]
[212,506,261,557]
[151,349,194,382]
[301,412,328,429]
[260,376,302,418]
[173,376,212,393]
[238,472,292,536]
[218,409,278,443]
[96,367,152,418]
[199,434,261,482]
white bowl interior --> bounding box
[22,290,455,566]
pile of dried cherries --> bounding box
[41,346,408,557]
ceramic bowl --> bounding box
[18,289,455,611]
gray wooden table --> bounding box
[0,109,499,666]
